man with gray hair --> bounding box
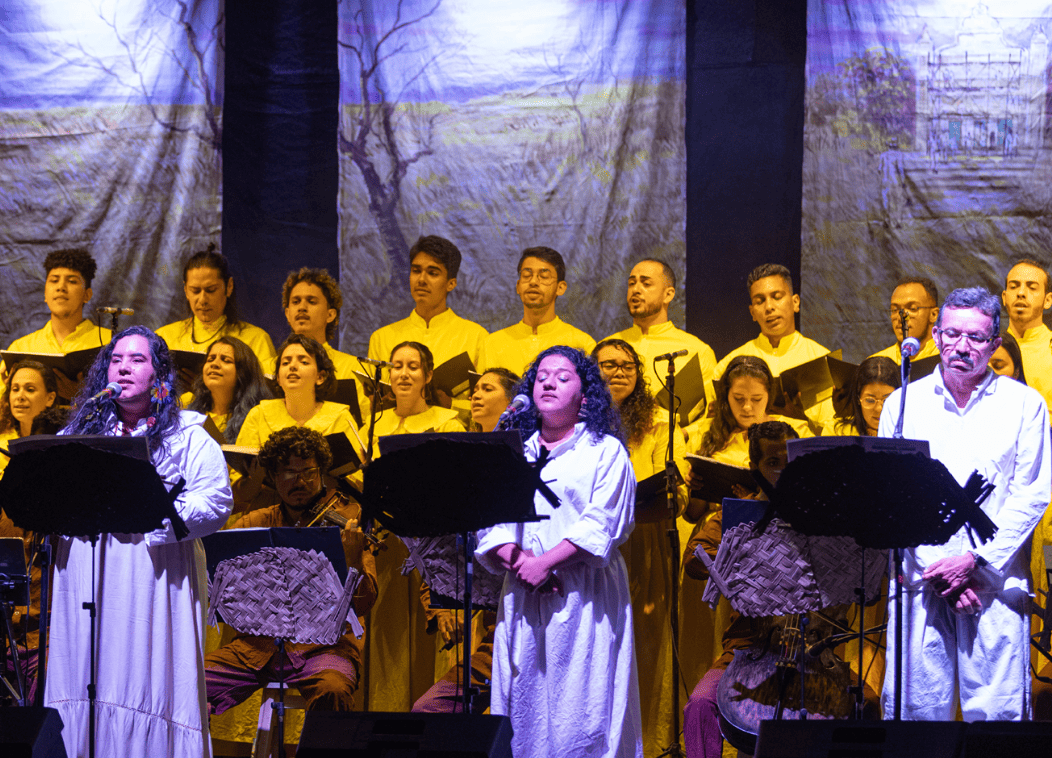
[878,286,1050,721]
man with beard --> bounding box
[204,426,378,714]
[1002,258,1052,413]
[868,276,941,364]
[477,247,595,376]
[878,286,1050,721]
[603,258,716,440]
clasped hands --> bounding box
[922,553,982,615]
[506,546,563,596]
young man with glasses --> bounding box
[204,426,378,716]
[869,276,940,364]
[477,246,594,375]
[1002,258,1052,412]
[878,286,1050,721]
[603,258,716,443]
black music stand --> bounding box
[0,436,188,758]
[363,431,548,712]
[0,537,29,705]
[203,527,361,751]
[768,439,997,721]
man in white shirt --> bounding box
[878,286,1050,721]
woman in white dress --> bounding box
[477,345,643,758]
[46,326,232,758]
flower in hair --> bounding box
[150,381,171,403]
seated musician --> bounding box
[682,421,880,757]
[204,426,378,714]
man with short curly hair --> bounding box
[2,248,112,397]
[205,426,378,716]
[282,267,370,418]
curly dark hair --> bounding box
[698,355,774,456]
[44,248,98,288]
[181,243,240,327]
[0,360,58,435]
[747,420,799,467]
[390,341,438,406]
[65,326,181,457]
[591,339,655,450]
[187,336,274,443]
[281,268,341,343]
[509,345,624,445]
[836,356,900,436]
[31,405,69,435]
[257,426,333,483]
[274,334,337,401]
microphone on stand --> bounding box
[655,349,688,362]
[89,382,123,404]
[97,307,135,316]
[900,337,921,359]
[355,355,394,369]
[498,394,531,423]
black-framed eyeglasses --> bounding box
[277,467,320,484]
[597,360,638,375]
[934,327,996,347]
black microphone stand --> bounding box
[656,354,685,758]
[891,308,912,721]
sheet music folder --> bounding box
[203,526,349,584]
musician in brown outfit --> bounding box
[204,427,378,713]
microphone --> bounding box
[655,349,688,362]
[97,307,135,316]
[901,337,921,359]
[499,394,531,421]
[89,382,123,404]
[355,355,393,368]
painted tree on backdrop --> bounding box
[339,0,451,301]
[56,0,224,161]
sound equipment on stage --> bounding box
[755,720,1052,758]
[297,711,513,757]
[0,707,67,758]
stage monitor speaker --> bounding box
[963,721,1052,755]
[0,707,67,758]
[755,720,966,758]
[297,711,513,758]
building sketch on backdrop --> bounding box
[337,0,686,356]
[0,0,223,347]
[804,1,1052,361]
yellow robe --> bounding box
[360,405,466,712]
[478,316,595,376]
[715,331,835,433]
[622,409,690,757]
[368,308,489,370]
[2,319,112,394]
[156,316,277,375]
[605,321,718,447]
[868,338,939,364]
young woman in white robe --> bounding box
[477,345,643,758]
[46,326,232,758]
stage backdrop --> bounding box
[804,1,1052,361]
[0,0,223,346]
[337,0,686,356]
